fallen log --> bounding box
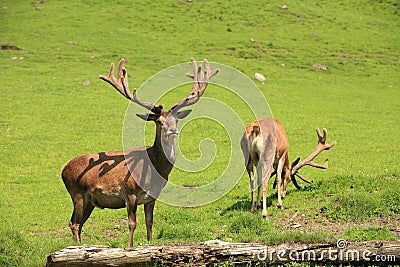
[47,239,399,266]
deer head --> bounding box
[99,58,220,161]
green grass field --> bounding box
[1,0,399,266]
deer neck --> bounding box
[151,126,176,178]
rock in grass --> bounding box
[291,223,302,229]
[313,63,328,70]
[82,80,91,86]
[277,5,288,9]
[254,72,266,83]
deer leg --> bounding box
[69,194,84,242]
[256,164,262,209]
[78,200,95,242]
[272,170,277,189]
[261,167,273,220]
[276,158,285,209]
[69,210,79,242]
[250,176,256,212]
[281,167,292,197]
[144,201,155,243]
[246,162,256,212]
[126,195,138,248]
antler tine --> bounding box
[291,127,336,179]
[99,58,132,99]
[204,59,220,80]
[131,89,163,114]
[316,128,324,143]
[295,172,314,184]
[100,58,162,113]
[172,57,220,111]
[186,58,203,96]
[186,58,199,80]
[316,128,337,147]
[118,60,134,100]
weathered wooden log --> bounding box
[47,240,400,266]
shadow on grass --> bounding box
[220,178,314,216]
[220,193,279,216]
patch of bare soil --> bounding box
[103,218,128,240]
[1,45,22,50]
[30,226,69,238]
[278,211,400,239]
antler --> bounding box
[291,128,337,184]
[99,58,163,114]
[171,58,219,111]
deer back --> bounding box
[61,146,169,207]
[242,118,289,168]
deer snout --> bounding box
[168,128,179,136]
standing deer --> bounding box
[240,118,336,219]
[62,58,219,247]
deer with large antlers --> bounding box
[61,58,219,247]
[240,118,336,219]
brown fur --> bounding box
[241,118,336,219]
[62,58,218,247]
[62,110,190,247]
[240,118,293,219]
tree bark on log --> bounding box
[47,240,399,266]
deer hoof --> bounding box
[262,211,268,219]
[251,202,259,212]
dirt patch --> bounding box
[30,226,69,238]
[278,211,400,239]
[1,45,22,50]
[102,218,128,240]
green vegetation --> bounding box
[1,0,399,266]
[343,226,397,242]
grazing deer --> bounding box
[240,118,336,219]
[62,58,219,247]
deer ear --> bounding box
[176,109,192,119]
[136,113,156,121]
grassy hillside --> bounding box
[1,0,399,266]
